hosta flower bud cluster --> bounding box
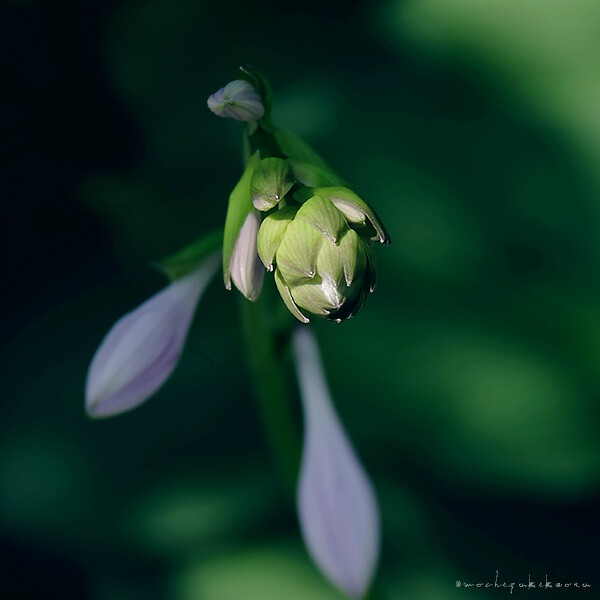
[213,71,390,322]
[258,189,381,323]
[249,154,389,322]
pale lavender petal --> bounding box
[85,252,220,418]
[230,210,264,301]
[207,80,265,121]
[293,328,380,599]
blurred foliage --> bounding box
[3,0,600,597]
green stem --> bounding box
[238,292,301,494]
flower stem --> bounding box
[239,127,301,494]
[238,290,301,494]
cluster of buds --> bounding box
[86,69,388,600]
[209,70,390,323]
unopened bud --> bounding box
[251,157,295,211]
[302,186,390,245]
[258,196,375,322]
[85,252,220,418]
[256,206,297,271]
[293,328,380,598]
[207,80,265,122]
[229,210,265,301]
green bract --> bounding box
[288,160,347,188]
[222,150,260,291]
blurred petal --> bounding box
[292,328,380,599]
[85,252,220,418]
[230,210,265,301]
[207,80,265,121]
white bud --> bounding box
[292,328,380,599]
[207,80,265,121]
[229,210,265,301]
[85,252,220,418]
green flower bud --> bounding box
[258,196,378,323]
[297,186,390,245]
[251,157,295,211]
[257,206,297,271]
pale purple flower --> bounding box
[293,328,380,599]
[207,80,265,121]
[229,210,264,301]
[85,252,220,418]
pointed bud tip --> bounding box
[207,80,265,121]
[251,157,295,211]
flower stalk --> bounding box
[237,288,300,493]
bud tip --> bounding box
[207,79,265,122]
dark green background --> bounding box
[3,0,600,597]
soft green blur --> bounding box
[4,0,600,597]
